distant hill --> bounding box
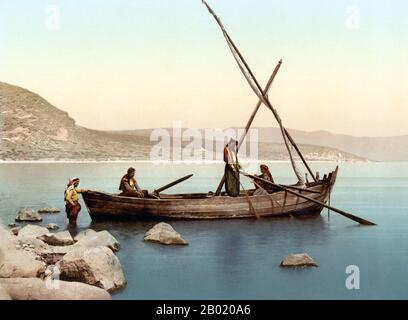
[0,81,398,162]
[0,82,152,161]
[254,127,408,162]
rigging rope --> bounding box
[202,0,305,184]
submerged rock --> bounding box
[8,223,17,228]
[59,246,126,292]
[15,209,42,222]
[0,278,111,300]
[280,253,318,268]
[74,230,120,252]
[46,223,59,231]
[17,225,49,240]
[38,207,61,214]
[38,231,74,246]
[144,222,188,245]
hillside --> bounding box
[0,81,367,162]
[256,128,408,162]
[0,82,152,161]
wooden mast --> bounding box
[215,60,283,195]
[202,0,306,185]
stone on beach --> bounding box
[59,246,126,292]
[74,230,120,252]
[0,239,46,278]
[0,278,111,300]
[46,223,59,231]
[144,222,188,245]
[37,207,61,214]
[15,208,42,222]
[0,285,12,300]
[38,231,75,246]
[10,227,20,236]
[17,225,49,240]
[8,223,17,228]
[74,229,97,242]
[280,253,318,268]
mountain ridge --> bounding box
[0,81,403,161]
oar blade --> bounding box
[241,170,376,226]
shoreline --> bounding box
[0,159,370,164]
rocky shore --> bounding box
[0,218,126,300]
[0,205,192,300]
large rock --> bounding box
[15,209,42,222]
[59,246,126,292]
[38,231,74,246]
[75,230,120,252]
[280,253,318,267]
[37,207,61,214]
[17,225,49,239]
[144,223,188,245]
[0,285,12,300]
[0,242,46,278]
[0,278,111,300]
[74,229,97,242]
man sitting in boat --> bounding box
[223,139,240,197]
[253,164,275,195]
[119,167,144,198]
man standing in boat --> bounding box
[223,139,240,197]
[119,167,144,198]
[64,177,85,227]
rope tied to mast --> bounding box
[202,0,305,185]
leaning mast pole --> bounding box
[202,0,306,185]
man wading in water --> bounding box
[64,177,86,227]
[223,139,240,197]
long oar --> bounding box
[153,174,194,195]
[241,171,376,226]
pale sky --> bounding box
[0,0,407,137]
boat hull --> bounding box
[82,167,338,221]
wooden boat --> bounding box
[79,4,377,225]
[82,166,338,221]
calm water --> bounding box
[1,161,408,299]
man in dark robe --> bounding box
[223,139,240,197]
[119,167,144,198]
